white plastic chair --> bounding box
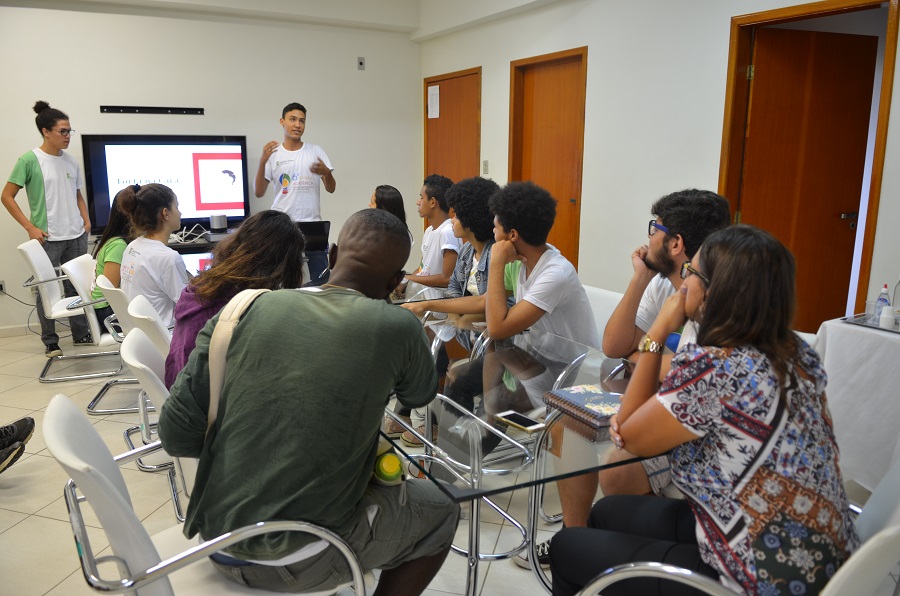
[794,329,820,353]
[85,274,143,416]
[120,328,189,519]
[128,294,173,357]
[18,241,122,382]
[576,455,900,595]
[43,394,366,596]
[580,285,624,346]
[95,274,139,343]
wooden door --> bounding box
[424,69,480,360]
[509,47,587,268]
[424,68,481,185]
[738,28,877,332]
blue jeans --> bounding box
[303,250,330,286]
[38,234,90,345]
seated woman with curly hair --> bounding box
[164,210,305,387]
[549,224,858,596]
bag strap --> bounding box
[207,288,271,432]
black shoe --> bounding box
[45,343,62,358]
[74,334,94,345]
[513,539,551,570]
[0,417,35,450]
[0,442,25,475]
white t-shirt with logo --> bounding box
[7,148,84,240]
[264,143,332,221]
[120,237,190,327]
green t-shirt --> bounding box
[159,288,438,560]
[504,260,522,300]
[91,237,127,308]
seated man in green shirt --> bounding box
[159,208,460,596]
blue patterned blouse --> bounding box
[658,341,859,594]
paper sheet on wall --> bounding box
[427,85,440,119]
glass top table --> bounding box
[382,322,639,594]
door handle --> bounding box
[840,212,858,219]
[569,198,577,204]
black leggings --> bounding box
[550,495,718,596]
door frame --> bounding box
[718,0,899,313]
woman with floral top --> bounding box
[550,225,858,596]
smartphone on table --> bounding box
[495,410,546,433]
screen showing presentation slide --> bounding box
[104,144,245,219]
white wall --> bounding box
[0,6,422,334]
[4,0,899,336]
[419,0,900,305]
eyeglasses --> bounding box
[54,128,75,137]
[681,261,710,285]
[648,220,669,236]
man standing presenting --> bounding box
[159,209,459,595]
[255,102,335,285]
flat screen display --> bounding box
[82,134,250,235]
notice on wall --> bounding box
[427,85,440,119]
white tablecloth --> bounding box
[816,318,900,491]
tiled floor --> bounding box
[2,330,896,596]
[0,331,557,596]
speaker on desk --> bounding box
[209,214,227,233]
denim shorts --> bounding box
[211,479,460,592]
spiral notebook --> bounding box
[543,384,622,430]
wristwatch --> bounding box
[637,334,664,354]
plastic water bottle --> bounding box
[373,451,403,484]
[875,283,891,322]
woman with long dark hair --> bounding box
[550,225,858,595]
[164,210,305,387]
[90,194,134,325]
[369,184,407,227]
[118,183,189,327]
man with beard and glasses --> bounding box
[602,189,732,366]
[515,188,730,571]
[594,189,731,497]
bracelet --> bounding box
[637,334,664,354]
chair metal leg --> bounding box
[123,425,173,473]
[86,378,142,416]
[40,350,123,383]
[167,467,186,523]
[537,481,563,524]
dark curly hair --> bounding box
[423,174,454,212]
[489,181,557,245]
[193,210,306,303]
[651,189,731,258]
[445,177,499,242]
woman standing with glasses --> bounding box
[549,225,858,595]
[1,101,92,357]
